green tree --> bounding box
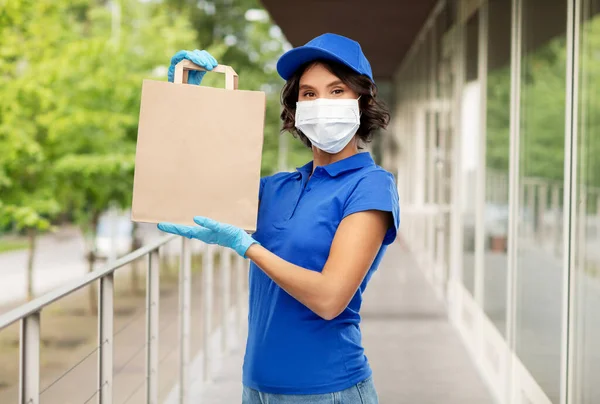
[487,36,567,184]
[43,0,201,311]
[0,0,78,300]
[579,16,600,195]
[0,0,199,306]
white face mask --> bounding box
[294,97,360,154]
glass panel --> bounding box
[517,0,567,401]
[462,11,480,295]
[573,1,600,402]
[434,25,455,290]
[483,0,511,336]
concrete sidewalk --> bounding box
[192,242,494,403]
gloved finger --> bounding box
[193,49,210,66]
[190,227,214,242]
[192,50,217,70]
[200,50,218,69]
[200,51,217,70]
[193,216,221,230]
[170,50,189,66]
[189,49,211,70]
[157,223,198,238]
[167,65,176,83]
[187,71,203,85]
[187,49,203,66]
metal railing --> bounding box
[0,235,249,404]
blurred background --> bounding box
[1,0,600,403]
[0,0,316,308]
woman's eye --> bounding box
[332,89,344,95]
[303,91,315,98]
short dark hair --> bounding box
[280,59,390,148]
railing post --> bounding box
[596,194,600,236]
[98,273,114,404]
[202,244,214,381]
[178,238,191,404]
[527,182,536,238]
[552,185,562,252]
[146,249,160,404]
[19,312,40,404]
[236,254,246,331]
[220,248,231,353]
[537,183,547,244]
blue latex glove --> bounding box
[167,49,218,85]
[157,216,259,258]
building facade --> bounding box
[395,1,600,403]
[260,0,598,402]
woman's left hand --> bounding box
[167,49,218,85]
[157,216,258,258]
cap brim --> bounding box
[276,46,357,81]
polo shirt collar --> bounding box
[296,152,375,178]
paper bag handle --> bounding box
[174,60,239,90]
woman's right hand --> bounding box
[158,216,259,258]
[167,50,218,85]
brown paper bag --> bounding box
[131,60,266,231]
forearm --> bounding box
[245,244,341,320]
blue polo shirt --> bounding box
[242,152,400,395]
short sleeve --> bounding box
[342,170,400,245]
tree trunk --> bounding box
[87,251,97,315]
[87,212,101,315]
[26,228,37,301]
[130,222,143,295]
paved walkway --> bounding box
[191,242,495,403]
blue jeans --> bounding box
[242,376,379,404]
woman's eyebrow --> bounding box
[299,84,315,90]
[327,80,344,88]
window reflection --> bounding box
[462,11,480,296]
[484,0,511,336]
[516,0,567,401]
[574,1,600,402]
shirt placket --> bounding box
[287,169,321,220]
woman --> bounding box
[159,33,400,403]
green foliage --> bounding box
[0,1,77,231]
[578,17,600,192]
[486,41,568,183]
[487,22,600,189]
[0,0,198,233]
[520,37,567,183]
[0,0,311,242]
[485,66,510,174]
[54,153,135,232]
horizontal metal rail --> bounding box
[0,233,248,404]
[0,235,178,331]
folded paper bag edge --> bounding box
[130,211,258,233]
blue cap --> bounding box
[277,33,374,82]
